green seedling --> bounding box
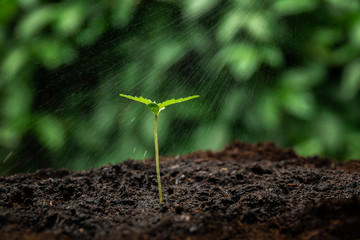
[119,94,200,203]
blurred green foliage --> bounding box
[1,0,360,175]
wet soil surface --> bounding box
[1,140,360,240]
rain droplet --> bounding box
[133,147,136,153]
[144,150,147,157]
[3,151,13,163]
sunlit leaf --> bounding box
[16,5,54,39]
[246,13,272,41]
[158,95,200,108]
[119,94,153,105]
[183,0,218,19]
[112,0,136,25]
[120,94,199,115]
[219,43,260,81]
[1,47,29,78]
[216,10,245,43]
[55,3,86,36]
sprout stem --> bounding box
[153,113,163,203]
[120,93,199,204]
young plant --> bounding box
[119,94,199,203]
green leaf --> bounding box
[54,3,86,36]
[15,5,55,40]
[31,37,77,69]
[1,47,29,78]
[280,88,315,120]
[119,94,153,105]
[339,59,360,101]
[218,43,260,81]
[294,138,324,156]
[158,95,200,108]
[34,115,65,151]
[272,0,317,16]
[184,0,218,19]
[120,94,200,115]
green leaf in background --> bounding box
[280,88,315,120]
[183,0,218,19]
[245,13,273,42]
[1,47,29,79]
[30,37,77,69]
[339,59,360,101]
[15,5,55,40]
[272,0,317,16]
[294,138,324,156]
[216,10,246,43]
[33,115,65,151]
[219,43,260,81]
[54,3,86,36]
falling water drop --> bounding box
[3,152,13,163]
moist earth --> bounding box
[0,140,359,240]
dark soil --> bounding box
[1,140,360,240]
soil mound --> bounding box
[1,140,359,239]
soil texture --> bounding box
[1,140,359,240]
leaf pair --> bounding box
[119,93,200,203]
[119,94,200,115]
